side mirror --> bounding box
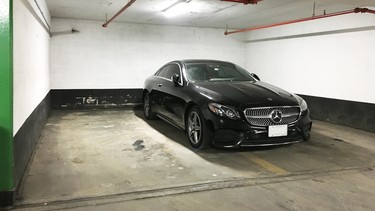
[172,74,181,86]
[250,73,260,81]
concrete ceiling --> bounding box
[46,0,375,29]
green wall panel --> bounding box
[0,0,14,191]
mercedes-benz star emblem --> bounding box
[270,109,282,123]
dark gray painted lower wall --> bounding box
[299,94,375,133]
[13,92,51,194]
[51,89,143,109]
[0,190,14,208]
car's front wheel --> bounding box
[186,106,212,149]
[143,92,157,120]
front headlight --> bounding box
[300,99,308,111]
[292,94,308,111]
[208,103,240,120]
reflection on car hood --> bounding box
[193,81,299,108]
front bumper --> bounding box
[203,108,312,148]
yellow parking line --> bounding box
[249,154,288,175]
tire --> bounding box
[303,132,311,141]
[143,92,157,120]
[303,123,312,141]
[186,106,212,149]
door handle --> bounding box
[158,83,162,87]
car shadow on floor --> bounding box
[133,109,375,172]
[133,110,290,151]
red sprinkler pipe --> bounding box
[362,7,375,14]
[102,0,137,27]
[221,0,262,4]
[225,7,375,35]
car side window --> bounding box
[166,64,181,80]
[156,65,170,78]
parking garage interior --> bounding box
[1,0,375,210]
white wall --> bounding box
[245,12,375,104]
[13,0,50,135]
[50,18,246,89]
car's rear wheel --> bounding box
[186,106,212,149]
[143,92,156,120]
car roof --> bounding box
[179,59,233,65]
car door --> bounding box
[161,63,187,128]
[151,64,171,115]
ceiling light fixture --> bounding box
[163,0,192,18]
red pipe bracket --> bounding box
[221,0,262,5]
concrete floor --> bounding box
[14,109,375,210]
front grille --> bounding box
[244,106,300,126]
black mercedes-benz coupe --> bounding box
[143,60,312,149]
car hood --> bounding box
[193,81,299,108]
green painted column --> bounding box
[0,0,14,196]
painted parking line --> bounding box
[249,154,288,175]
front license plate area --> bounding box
[268,125,287,137]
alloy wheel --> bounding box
[188,111,202,144]
[143,94,150,117]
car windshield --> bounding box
[185,62,255,82]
